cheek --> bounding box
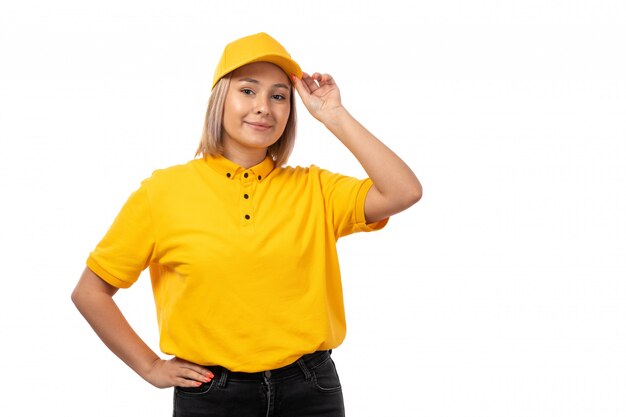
[224,98,243,118]
[224,90,249,114]
[222,101,245,131]
[276,106,290,128]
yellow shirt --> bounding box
[87,155,387,371]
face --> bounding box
[221,62,291,161]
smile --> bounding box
[245,122,272,131]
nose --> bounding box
[254,95,271,115]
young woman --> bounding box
[72,32,422,417]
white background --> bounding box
[1,0,625,416]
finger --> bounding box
[320,73,335,85]
[302,72,319,92]
[174,364,215,387]
[185,363,213,377]
[292,74,311,97]
[180,365,214,381]
[179,368,213,384]
[175,376,206,388]
[173,358,214,381]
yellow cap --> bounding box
[212,32,302,89]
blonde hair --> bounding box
[196,73,297,167]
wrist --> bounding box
[135,354,162,381]
[321,105,352,129]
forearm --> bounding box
[293,72,421,221]
[323,106,422,205]
[71,273,159,382]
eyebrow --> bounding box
[236,77,290,90]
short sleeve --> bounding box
[86,180,156,288]
[317,167,389,238]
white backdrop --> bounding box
[1,1,625,416]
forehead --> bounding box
[231,62,290,85]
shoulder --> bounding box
[270,164,328,187]
[274,164,325,178]
[128,160,202,204]
[279,164,360,181]
[142,160,199,187]
[273,164,361,187]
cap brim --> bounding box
[213,54,302,89]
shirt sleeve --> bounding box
[86,179,156,288]
[316,166,389,238]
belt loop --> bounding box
[217,367,229,388]
[296,358,312,381]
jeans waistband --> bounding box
[209,350,331,387]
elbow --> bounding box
[404,182,423,208]
[411,184,423,205]
[388,183,422,215]
[71,282,90,313]
[71,286,82,310]
[388,184,422,216]
[368,180,423,219]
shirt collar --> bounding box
[204,154,275,182]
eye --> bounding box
[272,94,286,101]
[241,88,254,95]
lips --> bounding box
[245,121,272,130]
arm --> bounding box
[293,72,422,223]
[71,267,212,388]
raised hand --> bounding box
[292,72,343,123]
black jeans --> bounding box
[173,350,345,417]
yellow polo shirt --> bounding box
[87,154,387,372]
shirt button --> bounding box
[264,370,271,378]
[245,214,250,220]
[244,172,249,178]
[243,194,249,199]
[258,175,262,180]
[226,173,231,178]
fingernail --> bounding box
[195,381,202,386]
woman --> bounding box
[72,32,422,416]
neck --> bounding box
[222,145,267,169]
